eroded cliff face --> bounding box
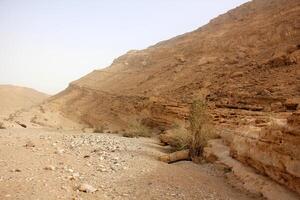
[41,0,300,194]
[229,112,300,194]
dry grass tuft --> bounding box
[163,126,192,151]
[93,125,106,133]
[123,120,152,138]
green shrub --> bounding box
[189,100,217,157]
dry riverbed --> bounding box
[0,128,258,200]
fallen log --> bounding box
[159,149,190,163]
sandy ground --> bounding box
[0,85,48,117]
[0,128,259,200]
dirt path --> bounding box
[0,128,258,200]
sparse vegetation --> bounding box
[159,100,217,157]
[163,126,192,151]
[93,125,106,133]
[189,100,217,157]
[123,120,152,138]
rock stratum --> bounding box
[14,0,300,196]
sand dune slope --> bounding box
[0,85,49,118]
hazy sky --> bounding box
[0,0,249,94]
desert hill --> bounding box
[0,85,49,118]
[47,0,299,129]
[10,0,300,196]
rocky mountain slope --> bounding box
[13,0,300,196]
[0,85,49,118]
[46,0,299,130]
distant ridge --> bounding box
[0,84,49,117]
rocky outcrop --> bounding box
[230,112,300,194]
[203,139,300,200]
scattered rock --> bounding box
[231,71,244,78]
[72,172,80,178]
[24,141,35,148]
[10,169,21,172]
[78,183,97,193]
[284,98,299,111]
[55,149,65,155]
[44,165,56,171]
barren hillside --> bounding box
[0,85,49,118]
[47,0,299,130]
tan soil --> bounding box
[0,128,258,200]
[0,85,48,119]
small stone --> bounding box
[98,167,107,172]
[24,141,35,148]
[61,186,67,190]
[78,183,97,193]
[44,165,56,171]
[55,149,65,155]
[68,169,74,173]
[10,169,21,172]
[72,172,80,178]
[86,163,91,167]
[110,166,117,171]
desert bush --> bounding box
[0,122,6,129]
[123,120,152,138]
[189,100,217,157]
[93,125,106,133]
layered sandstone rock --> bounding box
[230,112,300,194]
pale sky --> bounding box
[0,0,249,94]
